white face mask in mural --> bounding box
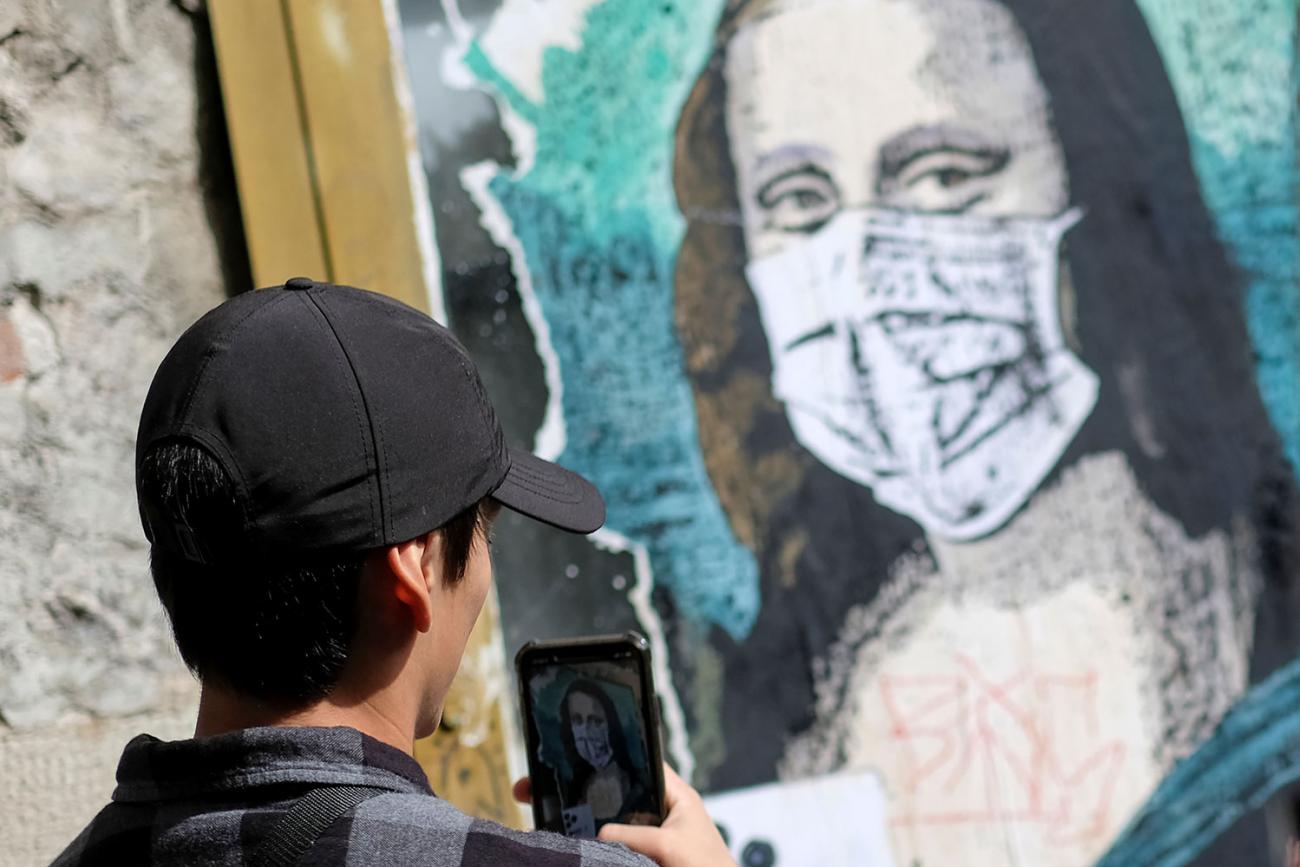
[571,711,613,769]
[746,207,1098,540]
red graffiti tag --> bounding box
[881,652,1126,844]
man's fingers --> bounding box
[604,769,735,867]
[598,823,668,863]
[511,777,532,805]
[660,762,694,809]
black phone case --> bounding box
[514,631,668,835]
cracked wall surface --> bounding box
[0,0,244,862]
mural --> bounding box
[397,0,1300,864]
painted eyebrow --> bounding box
[876,123,1010,183]
[753,143,835,178]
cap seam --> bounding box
[176,291,292,423]
[501,473,578,499]
[456,354,504,471]
[300,291,382,544]
[497,477,583,505]
[503,463,577,495]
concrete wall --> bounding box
[0,1,245,862]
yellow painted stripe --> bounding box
[208,0,329,287]
[281,0,428,312]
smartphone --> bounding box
[515,632,667,838]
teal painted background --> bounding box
[1139,0,1300,473]
[462,0,753,639]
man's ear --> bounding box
[384,532,440,634]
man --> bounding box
[53,278,734,866]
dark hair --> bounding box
[139,440,489,705]
[671,0,1298,787]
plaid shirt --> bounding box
[51,725,654,866]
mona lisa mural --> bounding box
[396,0,1300,863]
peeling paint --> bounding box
[0,311,23,382]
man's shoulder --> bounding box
[347,792,654,866]
[51,791,653,867]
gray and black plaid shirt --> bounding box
[51,726,654,866]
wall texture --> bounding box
[0,1,245,862]
[396,0,1300,865]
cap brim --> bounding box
[490,449,606,534]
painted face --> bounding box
[724,0,1098,539]
[568,690,613,769]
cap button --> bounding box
[285,276,316,291]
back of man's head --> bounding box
[138,440,486,704]
[134,279,604,709]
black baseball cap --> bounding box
[136,278,605,563]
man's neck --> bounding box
[194,683,420,755]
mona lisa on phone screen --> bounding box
[515,632,667,838]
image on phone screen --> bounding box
[523,658,660,837]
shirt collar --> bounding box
[112,725,434,803]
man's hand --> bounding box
[511,766,735,866]
[597,764,736,867]
[512,776,533,805]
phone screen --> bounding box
[519,642,663,837]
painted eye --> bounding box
[934,167,974,188]
[789,189,829,207]
[755,163,842,233]
[892,148,1010,213]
